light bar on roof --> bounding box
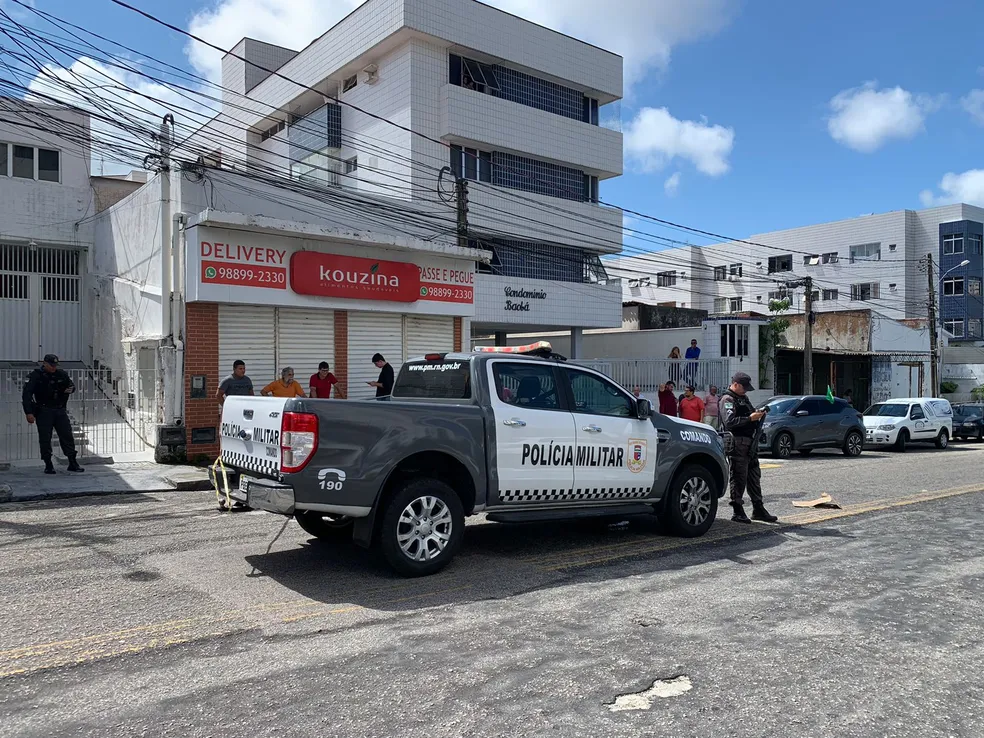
[475,341,553,354]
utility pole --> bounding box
[803,276,814,395]
[927,255,939,397]
[455,177,469,250]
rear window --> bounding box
[393,359,471,399]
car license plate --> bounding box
[239,475,252,493]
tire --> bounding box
[843,430,864,457]
[379,478,465,577]
[797,449,813,456]
[894,429,909,453]
[977,428,983,442]
[294,510,354,542]
[662,464,718,538]
[935,429,949,449]
[772,432,794,459]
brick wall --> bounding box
[334,311,348,398]
[453,317,462,352]
[184,302,220,459]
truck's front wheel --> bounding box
[380,478,464,577]
[661,464,718,538]
[294,511,354,542]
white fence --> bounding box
[1,369,158,462]
[574,358,731,396]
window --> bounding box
[393,359,471,399]
[450,145,493,183]
[259,120,286,142]
[849,242,881,263]
[720,323,749,357]
[971,234,983,254]
[730,297,743,313]
[943,319,965,337]
[342,75,358,93]
[713,297,728,313]
[343,156,358,175]
[889,244,897,252]
[582,174,599,203]
[492,363,559,409]
[970,278,982,296]
[565,369,633,417]
[0,143,7,176]
[910,405,925,421]
[656,271,677,287]
[821,252,839,264]
[822,289,839,301]
[943,277,965,296]
[12,145,34,179]
[768,255,793,273]
[767,290,785,301]
[799,399,824,416]
[943,234,964,255]
[970,319,983,337]
[729,263,743,277]
[850,283,879,301]
[804,254,820,266]
[713,265,727,281]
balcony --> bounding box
[441,84,622,178]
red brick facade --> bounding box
[183,302,220,459]
[453,317,463,352]
[333,311,348,399]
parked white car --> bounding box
[862,397,953,452]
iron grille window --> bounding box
[0,245,79,274]
[41,275,79,302]
[0,273,28,298]
[472,237,608,284]
[767,254,793,273]
[288,103,341,165]
[491,150,585,201]
[943,234,964,255]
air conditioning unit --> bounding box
[362,64,379,85]
[728,274,740,282]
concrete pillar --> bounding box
[494,331,507,346]
[570,327,584,359]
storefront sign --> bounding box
[291,252,421,302]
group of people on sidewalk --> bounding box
[634,382,721,428]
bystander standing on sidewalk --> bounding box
[685,339,701,385]
[262,368,306,398]
[216,360,254,407]
[703,384,720,429]
[309,362,343,399]
[22,354,83,475]
[368,353,395,398]
[657,380,678,416]
[679,385,705,422]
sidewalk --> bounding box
[0,461,212,503]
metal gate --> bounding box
[1,368,157,462]
[0,245,83,362]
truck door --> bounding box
[487,360,576,503]
[909,403,933,440]
[562,367,658,498]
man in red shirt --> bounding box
[678,385,705,422]
[309,362,344,399]
[657,380,678,416]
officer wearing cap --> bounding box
[22,354,84,474]
[720,371,776,523]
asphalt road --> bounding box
[1,442,983,737]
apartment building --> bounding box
[93,0,625,457]
[609,204,984,338]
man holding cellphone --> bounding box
[720,371,777,524]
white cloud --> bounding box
[827,82,940,153]
[920,170,984,207]
[624,107,734,176]
[185,0,736,89]
[663,171,681,196]
[961,89,984,126]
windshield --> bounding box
[864,403,908,417]
[955,405,984,418]
[766,398,800,415]
[393,359,471,399]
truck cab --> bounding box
[213,342,729,576]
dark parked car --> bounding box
[758,395,866,458]
[952,403,984,441]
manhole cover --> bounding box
[607,675,692,711]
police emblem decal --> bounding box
[627,438,647,473]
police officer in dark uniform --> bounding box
[22,354,84,475]
[720,371,776,523]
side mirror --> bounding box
[637,398,652,419]
[794,410,809,417]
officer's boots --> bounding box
[67,455,84,473]
[730,501,751,523]
[752,505,778,523]
[43,458,55,475]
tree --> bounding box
[759,297,791,390]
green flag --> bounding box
[825,385,835,403]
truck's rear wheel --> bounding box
[662,464,718,538]
[379,478,464,577]
[294,510,354,542]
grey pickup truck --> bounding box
[214,343,729,576]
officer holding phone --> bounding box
[720,371,777,523]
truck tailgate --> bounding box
[219,396,288,476]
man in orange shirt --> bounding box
[678,385,705,423]
[261,367,306,398]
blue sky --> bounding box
[17,0,984,246]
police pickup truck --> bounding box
[214,342,729,576]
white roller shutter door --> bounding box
[277,308,334,384]
[348,311,404,400]
[405,315,455,358]
[218,305,276,387]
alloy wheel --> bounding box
[679,476,713,527]
[396,496,453,562]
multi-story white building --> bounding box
[91,0,625,458]
[609,204,984,335]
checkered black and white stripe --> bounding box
[221,449,279,476]
[499,487,652,504]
